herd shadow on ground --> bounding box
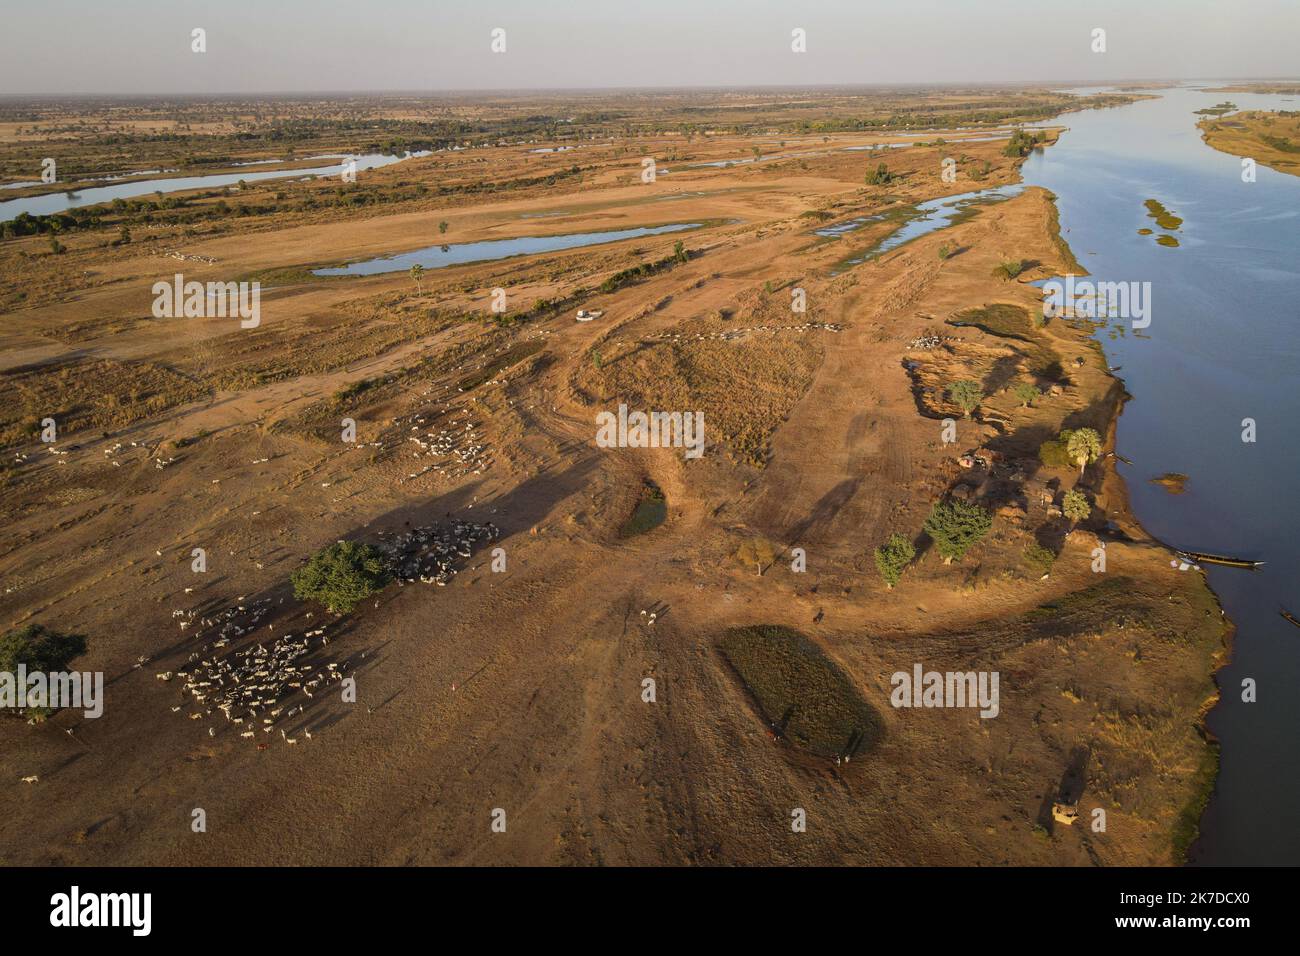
[137,454,604,746]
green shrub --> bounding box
[992,258,1026,280]
[1039,429,1075,468]
[1013,382,1040,407]
[1023,542,1056,576]
[1003,129,1045,157]
[1067,427,1103,474]
[866,162,893,185]
[923,499,993,564]
[874,532,917,588]
[0,624,88,719]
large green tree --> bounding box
[292,541,391,614]
[923,499,993,564]
[948,379,984,418]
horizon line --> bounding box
[2,75,1297,100]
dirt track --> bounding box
[0,127,1224,866]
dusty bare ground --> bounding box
[0,124,1223,866]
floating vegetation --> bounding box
[1144,198,1183,230]
[1195,101,1238,117]
[1141,199,1183,248]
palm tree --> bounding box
[409,263,424,293]
[1067,427,1102,476]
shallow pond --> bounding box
[312,222,704,277]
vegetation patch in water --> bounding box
[1195,101,1237,117]
[719,624,881,759]
[1144,199,1183,231]
[1156,234,1181,248]
[829,190,1015,273]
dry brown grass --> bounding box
[0,358,208,448]
[1200,109,1300,176]
[574,304,822,466]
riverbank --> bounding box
[1019,83,1300,865]
[1028,111,1237,861]
[0,94,1236,866]
[1198,109,1300,177]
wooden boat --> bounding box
[1175,550,1264,570]
[1280,607,1300,630]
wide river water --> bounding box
[1019,84,1300,864]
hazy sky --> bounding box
[2,0,1296,94]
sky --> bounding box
[1,0,1297,95]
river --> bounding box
[1019,84,1300,865]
